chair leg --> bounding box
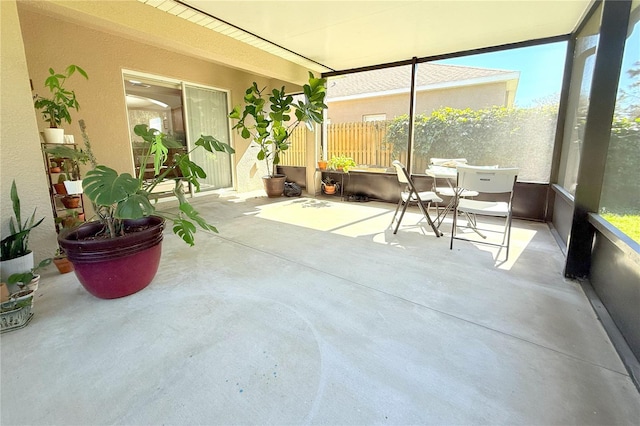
[393,200,410,234]
[450,201,457,250]
[416,199,442,237]
[390,199,403,227]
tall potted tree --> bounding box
[57,122,234,299]
[229,72,327,197]
[33,64,88,144]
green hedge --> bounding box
[385,106,558,181]
[385,106,640,212]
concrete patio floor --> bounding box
[2,193,639,425]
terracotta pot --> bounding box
[53,183,68,195]
[58,216,165,299]
[318,161,327,170]
[262,175,286,198]
[323,184,337,195]
[53,257,74,274]
[61,196,81,209]
[50,167,61,173]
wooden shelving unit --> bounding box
[41,142,86,233]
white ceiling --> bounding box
[174,0,594,72]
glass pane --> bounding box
[413,42,566,178]
[325,65,411,171]
[123,76,187,196]
[558,4,602,195]
[184,85,233,190]
[600,1,640,243]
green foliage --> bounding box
[601,213,640,244]
[43,145,90,180]
[327,155,357,172]
[82,124,234,245]
[0,181,45,261]
[229,72,327,177]
[601,116,640,212]
[7,258,53,287]
[33,65,88,128]
[385,105,558,181]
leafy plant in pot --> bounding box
[57,121,234,299]
[33,64,88,144]
[321,176,339,195]
[0,181,45,284]
[44,145,90,195]
[229,72,327,197]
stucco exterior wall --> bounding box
[17,4,305,195]
[327,82,510,124]
[1,0,58,264]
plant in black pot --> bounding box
[229,72,327,197]
[57,121,234,299]
[33,64,88,144]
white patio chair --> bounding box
[450,165,519,260]
[390,160,443,237]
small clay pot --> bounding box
[53,183,68,195]
[61,196,81,209]
[53,257,74,274]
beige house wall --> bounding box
[1,1,58,263]
[1,0,314,263]
[16,2,308,200]
[327,81,512,124]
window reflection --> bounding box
[600,1,640,243]
[558,4,602,194]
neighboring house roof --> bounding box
[327,63,520,101]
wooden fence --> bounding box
[279,121,411,168]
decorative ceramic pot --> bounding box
[0,251,34,283]
[58,216,165,299]
[43,128,64,144]
[262,175,286,198]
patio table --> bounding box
[425,165,459,227]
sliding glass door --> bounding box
[183,84,233,191]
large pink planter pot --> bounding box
[58,216,164,299]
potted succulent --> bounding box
[0,181,45,283]
[57,121,234,299]
[321,176,339,195]
[33,64,88,144]
[328,155,357,172]
[229,72,327,197]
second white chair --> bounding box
[450,165,519,260]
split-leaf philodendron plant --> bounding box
[229,72,327,177]
[81,123,234,245]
